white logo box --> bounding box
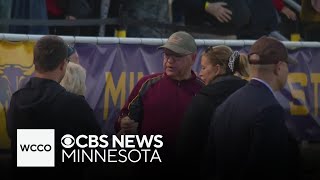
[17,129,55,167]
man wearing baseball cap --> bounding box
[115,31,204,177]
[206,36,301,180]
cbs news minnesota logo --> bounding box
[16,129,163,166]
[17,129,55,167]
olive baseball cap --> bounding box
[248,36,297,65]
[158,31,197,55]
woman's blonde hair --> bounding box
[202,45,250,78]
[237,54,250,78]
[60,62,86,96]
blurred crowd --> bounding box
[0,0,319,41]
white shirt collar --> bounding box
[251,77,275,97]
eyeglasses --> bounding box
[163,52,185,62]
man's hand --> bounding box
[281,6,297,21]
[66,15,77,20]
[205,2,232,23]
[119,116,139,134]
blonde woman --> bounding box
[60,62,86,96]
[177,45,250,177]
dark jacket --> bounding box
[207,79,301,180]
[58,0,93,18]
[7,77,101,179]
[176,75,247,177]
[174,0,251,35]
[10,0,48,34]
[238,0,278,39]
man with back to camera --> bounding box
[6,35,101,179]
[206,36,301,180]
[114,31,204,176]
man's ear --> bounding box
[273,62,282,76]
[59,60,66,71]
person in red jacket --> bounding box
[116,31,203,141]
[115,31,204,176]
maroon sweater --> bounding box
[116,71,204,144]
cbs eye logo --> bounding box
[61,134,75,148]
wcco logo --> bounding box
[20,144,52,152]
[17,129,55,167]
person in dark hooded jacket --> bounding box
[6,35,101,179]
[176,45,249,177]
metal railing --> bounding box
[1,33,320,48]
[284,0,302,12]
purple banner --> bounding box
[76,44,320,141]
